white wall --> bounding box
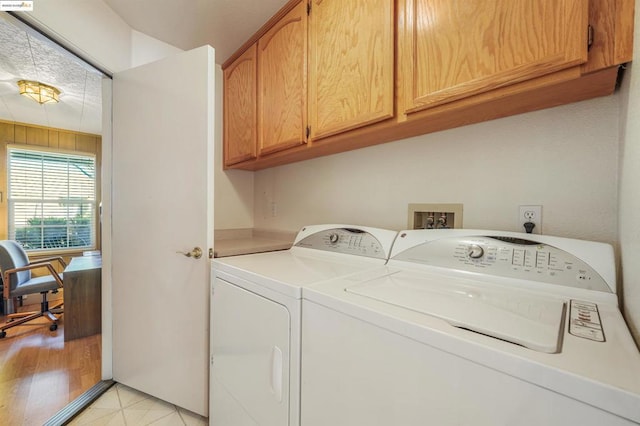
[618,0,640,344]
[22,2,184,73]
[254,95,620,246]
[19,0,132,73]
[131,29,182,67]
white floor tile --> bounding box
[149,411,186,425]
[69,407,121,425]
[104,410,127,426]
[91,388,122,410]
[178,407,208,426]
[122,399,176,425]
[74,383,208,426]
[126,396,176,414]
[115,383,150,408]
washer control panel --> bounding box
[295,227,388,259]
[393,235,611,292]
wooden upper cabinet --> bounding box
[258,1,308,156]
[224,44,257,167]
[583,0,634,73]
[399,0,589,115]
[308,0,395,141]
[222,0,631,170]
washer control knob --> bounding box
[329,233,340,244]
[468,244,484,259]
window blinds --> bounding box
[7,147,96,251]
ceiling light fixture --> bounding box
[17,80,60,104]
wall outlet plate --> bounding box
[408,203,463,229]
[519,205,542,234]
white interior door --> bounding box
[111,45,214,416]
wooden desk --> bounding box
[64,256,102,341]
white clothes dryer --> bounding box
[209,224,397,426]
[301,229,640,426]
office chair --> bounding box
[0,273,5,315]
[0,240,66,338]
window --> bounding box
[7,146,96,252]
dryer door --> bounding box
[211,278,291,425]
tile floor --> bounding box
[69,383,207,425]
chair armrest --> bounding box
[30,256,68,269]
[3,262,64,299]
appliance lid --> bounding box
[346,270,566,353]
[213,225,397,299]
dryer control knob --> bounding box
[468,244,484,259]
[329,233,340,244]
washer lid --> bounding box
[346,271,566,353]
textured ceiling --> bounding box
[0,15,103,135]
[103,0,289,63]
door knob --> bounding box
[177,247,203,259]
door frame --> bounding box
[101,77,114,379]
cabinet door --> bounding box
[309,0,394,140]
[224,44,257,166]
[258,1,307,156]
[399,0,589,114]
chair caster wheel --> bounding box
[50,324,58,331]
[0,331,6,338]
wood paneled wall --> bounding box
[0,119,102,252]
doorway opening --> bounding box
[0,11,108,424]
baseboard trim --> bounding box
[44,379,115,426]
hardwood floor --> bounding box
[0,304,101,425]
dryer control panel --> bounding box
[294,226,392,259]
[393,235,611,292]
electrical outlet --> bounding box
[519,205,542,234]
[263,192,277,219]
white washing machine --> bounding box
[209,224,397,426]
[302,229,640,426]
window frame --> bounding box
[6,144,98,254]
